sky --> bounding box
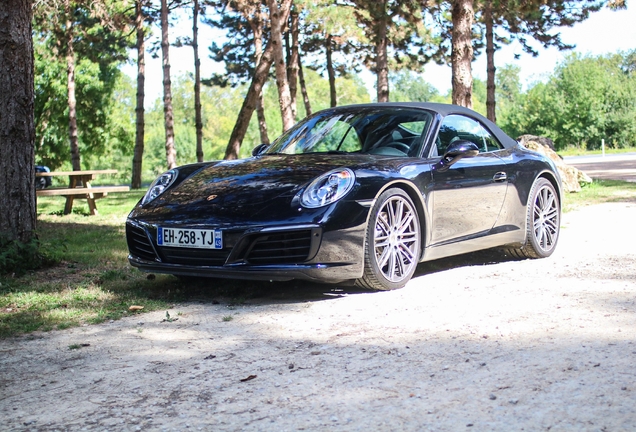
[125,3,636,104]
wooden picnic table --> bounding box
[36,169,130,215]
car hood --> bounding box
[132,154,395,224]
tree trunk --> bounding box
[224,43,276,159]
[224,0,292,159]
[451,0,474,108]
[193,0,203,162]
[375,0,389,103]
[484,0,496,122]
[326,34,337,107]
[298,49,312,116]
[251,18,269,144]
[287,8,300,120]
[131,0,145,189]
[161,0,177,169]
[64,0,81,171]
[0,0,37,243]
[267,0,294,132]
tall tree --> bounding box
[297,49,312,115]
[193,0,204,162]
[161,0,177,169]
[478,0,604,122]
[451,0,474,108]
[267,0,294,131]
[286,8,301,118]
[0,0,37,246]
[63,0,81,170]
[224,0,293,159]
[352,0,429,102]
[33,0,131,171]
[207,0,271,144]
[132,0,148,189]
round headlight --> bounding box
[301,168,355,208]
[142,169,177,205]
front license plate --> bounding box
[157,227,222,249]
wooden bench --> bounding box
[36,170,130,215]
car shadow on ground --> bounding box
[174,248,521,306]
[413,247,520,278]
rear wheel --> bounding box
[356,188,421,291]
[507,177,560,259]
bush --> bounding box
[0,236,53,277]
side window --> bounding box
[434,115,503,156]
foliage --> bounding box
[140,69,370,174]
[389,71,440,102]
[499,52,636,150]
[0,236,53,278]
[33,0,133,170]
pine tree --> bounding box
[0,0,37,246]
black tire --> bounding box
[356,188,421,291]
[506,177,560,259]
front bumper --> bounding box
[126,218,367,284]
[128,255,361,283]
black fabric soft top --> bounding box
[329,102,518,150]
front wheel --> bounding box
[356,188,421,291]
[507,177,560,259]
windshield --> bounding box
[263,108,433,157]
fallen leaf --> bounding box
[240,374,257,382]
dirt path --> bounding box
[1,201,635,431]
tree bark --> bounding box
[287,8,300,120]
[132,0,145,189]
[326,34,337,107]
[298,48,312,116]
[375,0,389,103]
[64,0,81,171]
[0,0,37,243]
[224,0,292,159]
[224,42,276,160]
[193,0,203,162]
[451,0,474,108]
[251,16,269,144]
[161,0,177,169]
[267,0,294,132]
[484,0,496,122]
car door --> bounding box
[429,114,509,246]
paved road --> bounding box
[564,153,636,182]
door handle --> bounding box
[493,172,507,182]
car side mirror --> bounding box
[252,143,269,156]
[435,140,479,172]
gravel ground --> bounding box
[1,201,635,431]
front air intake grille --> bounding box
[158,247,230,266]
[246,230,312,264]
[126,223,158,261]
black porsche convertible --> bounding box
[126,103,561,290]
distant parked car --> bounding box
[35,165,52,189]
[126,102,562,290]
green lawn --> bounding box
[1,179,635,338]
[558,146,636,157]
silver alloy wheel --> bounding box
[533,183,560,252]
[373,195,419,282]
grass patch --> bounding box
[562,179,636,212]
[1,188,271,338]
[559,146,636,157]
